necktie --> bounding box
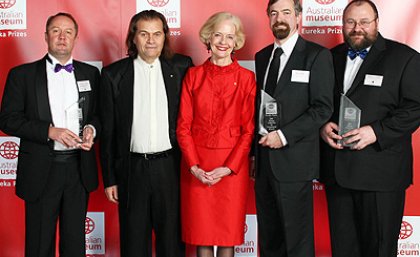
[347,48,368,60]
[54,63,74,73]
[265,47,283,96]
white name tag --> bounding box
[364,74,383,87]
[291,70,310,83]
[77,80,92,92]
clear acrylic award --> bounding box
[65,97,85,136]
[338,94,361,147]
[259,90,281,135]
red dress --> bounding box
[176,59,256,246]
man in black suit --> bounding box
[100,10,193,257]
[320,1,420,256]
[0,13,100,257]
[253,0,334,256]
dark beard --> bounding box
[344,30,377,50]
[271,21,291,40]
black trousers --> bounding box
[25,155,88,257]
[255,148,314,257]
[326,184,405,257]
[119,153,184,257]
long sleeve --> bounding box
[224,75,256,174]
[176,69,201,169]
[0,65,51,143]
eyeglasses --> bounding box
[343,18,377,29]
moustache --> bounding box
[349,31,366,37]
[273,21,289,28]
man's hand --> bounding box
[320,122,343,149]
[105,185,119,203]
[259,131,283,149]
[342,125,377,150]
[79,126,94,151]
[48,127,82,148]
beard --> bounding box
[271,21,291,40]
[344,30,378,50]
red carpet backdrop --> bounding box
[0,0,419,256]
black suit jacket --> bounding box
[254,36,334,182]
[100,54,193,192]
[320,33,420,191]
[0,55,101,201]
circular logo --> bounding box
[399,221,413,240]
[0,141,19,159]
[147,0,169,7]
[244,223,248,234]
[0,0,16,9]
[315,0,335,4]
[85,217,95,234]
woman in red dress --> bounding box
[177,12,256,257]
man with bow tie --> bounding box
[320,1,420,256]
[0,12,100,257]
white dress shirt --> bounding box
[260,32,299,146]
[343,47,371,94]
[130,57,172,153]
[46,54,80,150]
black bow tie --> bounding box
[348,48,368,60]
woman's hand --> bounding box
[205,167,232,186]
[190,165,219,186]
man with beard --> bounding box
[253,0,334,256]
[320,1,420,256]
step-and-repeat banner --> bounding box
[1,1,419,256]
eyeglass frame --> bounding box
[343,17,377,29]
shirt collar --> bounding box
[135,56,160,69]
[47,53,73,67]
[273,32,299,57]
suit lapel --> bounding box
[274,36,306,96]
[73,61,90,125]
[346,34,386,96]
[160,57,178,131]
[257,46,273,91]
[119,60,135,138]
[35,55,53,125]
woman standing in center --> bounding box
[177,12,256,257]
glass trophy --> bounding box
[65,97,85,138]
[338,94,361,147]
[259,90,281,135]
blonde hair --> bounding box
[199,12,245,50]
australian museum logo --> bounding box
[0,0,26,30]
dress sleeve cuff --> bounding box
[277,129,288,146]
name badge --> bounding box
[364,74,383,87]
[77,80,92,92]
[291,70,310,83]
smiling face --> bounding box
[343,2,378,50]
[133,18,165,63]
[209,19,236,65]
[268,0,301,44]
[45,15,78,64]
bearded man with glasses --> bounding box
[320,1,420,256]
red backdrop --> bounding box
[0,1,419,256]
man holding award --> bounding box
[253,0,334,256]
[320,1,420,256]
